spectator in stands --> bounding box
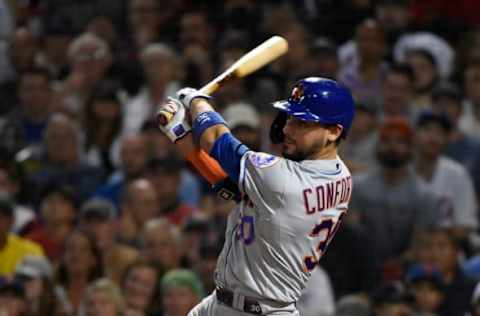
[193,244,219,295]
[0,197,44,277]
[0,280,27,316]
[405,264,445,316]
[119,178,159,246]
[0,67,53,157]
[123,43,179,135]
[26,113,105,204]
[55,229,103,315]
[144,158,198,227]
[81,278,125,316]
[95,134,149,207]
[310,37,339,80]
[222,102,262,152]
[415,111,478,236]
[370,283,414,316]
[340,99,379,174]
[84,80,124,175]
[27,185,77,261]
[142,218,184,271]
[460,61,480,138]
[405,49,440,110]
[14,255,58,316]
[339,19,388,104]
[350,117,440,277]
[381,63,416,120]
[56,32,113,118]
[79,198,138,283]
[161,269,205,316]
[428,227,477,316]
[121,259,162,316]
[431,82,480,200]
[0,161,35,233]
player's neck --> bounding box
[309,146,338,160]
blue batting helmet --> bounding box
[272,77,355,137]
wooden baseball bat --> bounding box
[158,35,289,125]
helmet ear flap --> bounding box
[269,111,288,144]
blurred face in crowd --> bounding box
[91,99,121,125]
[86,288,120,316]
[124,179,158,226]
[430,231,458,277]
[44,33,71,67]
[123,265,157,311]
[19,72,52,120]
[410,282,443,314]
[41,193,76,243]
[143,224,181,269]
[464,64,480,105]
[9,28,37,71]
[0,293,26,316]
[162,285,200,316]
[0,168,17,197]
[45,115,79,166]
[416,123,448,160]
[348,109,377,140]
[63,231,97,276]
[70,37,111,85]
[376,3,410,33]
[406,51,438,92]
[0,212,12,238]
[432,96,462,126]
[129,0,161,33]
[376,130,412,169]
[120,135,148,178]
[383,72,413,116]
[180,12,211,48]
[82,216,115,251]
[356,20,386,64]
[146,169,180,207]
[20,276,44,304]
[142,51,175,88]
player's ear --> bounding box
[326,124,343,143]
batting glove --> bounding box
[156,97,191,143]
[176,87,211,109]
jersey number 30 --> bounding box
[304,213,345,271]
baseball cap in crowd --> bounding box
[432,82,462,103]
[161,269,205,298]
[311,37,337,56]
[223,102,261,130]
[405,264,445,291]
[378,117,414,143]
[416,110,452,132]
[14,256,53,281]
[80,197,117,221]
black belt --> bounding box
[216,288,263,315]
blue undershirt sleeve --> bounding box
[209,132,250,183]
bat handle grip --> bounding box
[156,110,173,127]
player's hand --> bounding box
[156,97,191,143]
[176,87,211,109]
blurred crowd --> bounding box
[1,0,480,316]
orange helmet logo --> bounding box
[291,85,304,102]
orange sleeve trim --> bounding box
[186,149,227,184]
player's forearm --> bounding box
[190,98,229,153]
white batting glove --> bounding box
[176,87,211,109]
[156,97,191,143]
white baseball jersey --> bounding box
[214,151,352,303]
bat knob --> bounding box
[156,110,173,127]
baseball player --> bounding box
[157,77,355,315]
